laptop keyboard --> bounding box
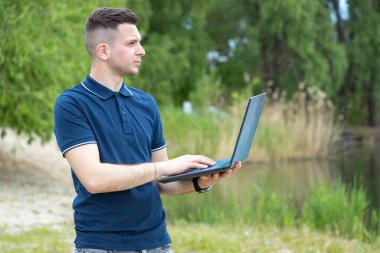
[215,158,231,167]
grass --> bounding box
[169,222,380,253]
[0,224,74,252]
[1,222,380,253]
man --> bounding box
[54,7,241,252]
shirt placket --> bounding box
[115,93,133,134]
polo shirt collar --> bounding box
[82,75,133,100]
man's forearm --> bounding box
[89,162,196,195]
[66,145,215,194]
[157,180,195,195]
[83,162,157,194]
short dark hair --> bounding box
[85,7,138,57]
[86,7,138,31]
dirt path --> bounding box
[0,130,75,233]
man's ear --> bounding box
[96,43,110,60]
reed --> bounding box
[161,86,340,162]
[258,86,338,160]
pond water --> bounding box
[163,140,380,234]
[228,142,380,213]
[334,142,380,212]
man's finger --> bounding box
[190,163,209,169]
[199,174,212,180]
[232,161,242,170]
[196,156,216,166]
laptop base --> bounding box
[157,158,231,183]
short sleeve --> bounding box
[150,96,166,152]
[54,93,97,157]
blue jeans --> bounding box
[75,244,172,253]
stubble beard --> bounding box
[114,64,139,77]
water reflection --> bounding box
[223,142,380,213]
[335,143,380,212]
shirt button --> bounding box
[122,111,126,115]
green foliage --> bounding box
[252,188,296,228]
[189,72,222,110]
[127,0,213,106]
[204,0,348,98]
[341,0,380,125]
[1,0,62,142]
[0,0,126,141]
[302,179,369,240]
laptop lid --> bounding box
[228,93,266,168]
[157,93,266,183]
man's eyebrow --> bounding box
[126,37,142,42]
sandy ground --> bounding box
[0,130,75,233]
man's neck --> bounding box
[89,67,123,92]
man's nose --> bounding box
[137,44,145,56]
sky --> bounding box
[330,0,349,22]
[339,0,349,20]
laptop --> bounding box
[157,93,266,184]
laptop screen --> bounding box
[230,93,266,167]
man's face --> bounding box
[108,23,145,76]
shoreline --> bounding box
[342,126,380,144]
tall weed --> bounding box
[302,179,369,240]
[251,186,296,227]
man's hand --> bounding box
[153,149,243,195]
[156,154,216,178]
[197,161,242,189]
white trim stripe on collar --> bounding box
[81,82,106,99]
[123,84,134,96]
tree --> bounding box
[204,0,347,101]
[126,0,214,106]
[338,0,380,126]
[0,0,125,141]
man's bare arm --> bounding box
[65,144,215,194]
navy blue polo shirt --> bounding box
[54,75,170,250]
